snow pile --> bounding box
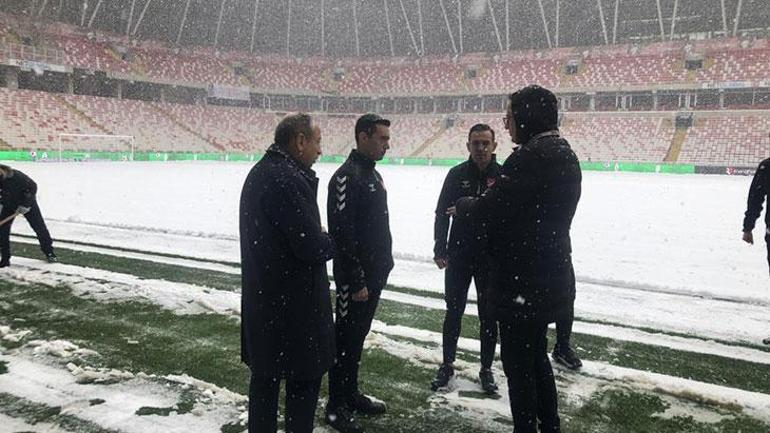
[27,339,99,359]
[0,325,32,343]
[65,362,136,384]
[0,347,245,432]
[0,258,241,317]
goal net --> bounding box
[57,134,135,162]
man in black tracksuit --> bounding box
[741,149,770,346]
[0,164,57,267]
[326,114,394,433]
[431,124,501,393]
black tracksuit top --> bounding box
[433,157,501,262]
[328,150,394,293]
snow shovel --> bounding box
[0,212,20,227]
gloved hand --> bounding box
[16,206,30,215]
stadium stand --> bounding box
[62,94,216,152]
[55,34,133,75]
[156,102,278,152]
[2,10,770,166]
[2,87,770,165]
[0,87,101,150]
[8,23,770,93]
[134,47,242,87]
[561,114,676,163]
[678,114,770,166]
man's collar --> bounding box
[349,149,376,169]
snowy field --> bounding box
[1,160,770,432]
[12,161,770,343]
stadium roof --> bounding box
[3,0,770,57]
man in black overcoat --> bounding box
[240,113,335,433]
[457,85,582,433]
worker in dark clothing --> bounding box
[456,85,582,433]
[743,154,770,275]
[0,164,57,267]
[240,113,335,433]
[325,114,394,433]
[741,147,770,346]
[431,124,501,394]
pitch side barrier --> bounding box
[0,150,731,174]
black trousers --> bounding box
[328,277,385,409]
[555,302,574,349]
[441,261,498,369]
[248,373,322,433]
[765,234,770,275]
[500,322,561,433]
[0,201,54,263]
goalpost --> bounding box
[57,133,136,162]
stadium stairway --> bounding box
[149,104,225,152]
[323,68,341,94]
[4,28,21,44]
[128,55,148,76]
[104,46,148,77]
[53,94,113,135]
[222,64,248,87]
[105,46,124,63]
[664,121,688,163]
[409,122,451,158]
[559,65,575,87]
[0,137,13,150]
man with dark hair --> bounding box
[325,113,394,433]
[430,123,501,393]
[457,85,581,433]
[0,164,57,267]
[240,113,335,433]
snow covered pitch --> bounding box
[1,161,769,432]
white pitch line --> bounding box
[11,235,240,275]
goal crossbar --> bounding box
[57,133,135,162]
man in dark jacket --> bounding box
[506,146,582,371]
[0,165,57,267]
[240,113,335,433]
[741,149,770,346]
[325,114,394,433]
[457,85,581,433]
[430,123,501,393]
[742,153,770,275]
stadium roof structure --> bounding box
[3,0,770,57]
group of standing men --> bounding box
[239,85,583,433]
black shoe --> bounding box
[325,405,364,433]
[348,392,386,415]
[763,337,770,346]
[0,260,9,268]
[552,344,583,370]
[479,368,498,394]
[430,364,454,391]
[46,253,58,263]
